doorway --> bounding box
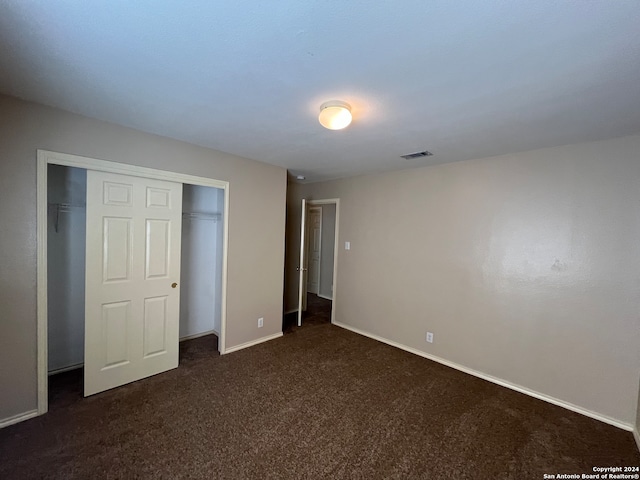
[179,184,224,342]
[295,199,339,329]
[38,150,229,415]
[46,165,86,378]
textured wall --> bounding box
[0,94,287,422]
[286,134,640,425]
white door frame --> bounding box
[297,198,340,326]
[297,199,307,327]
[36,150,230,415]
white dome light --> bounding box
[318,100,352,130]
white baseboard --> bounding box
[333,321,634,432]
[0,409,39,429]
[179,329,219,342]
[224,332,283,354]
[317,294,333,301]
[48,363,83,375]
[634,428,640,453]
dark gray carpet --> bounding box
[1,318,638,479]
[283,292,331,333]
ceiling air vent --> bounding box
[400,150,433,160]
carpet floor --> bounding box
[283,292,332,333]
[1,318,638,479]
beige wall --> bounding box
[286,134,640,425]
[0,94,287,421]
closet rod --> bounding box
[48,202,85,210]
[48,202,86,232]
[182,212,222,221]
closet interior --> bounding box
[179,183,224,342]
[47,164,224,380]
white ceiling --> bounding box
[1,1,639,183]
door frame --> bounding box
[297,199,307,327]
[36,150,230,415]
[297,198,340,326]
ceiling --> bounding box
[1,1,639,183]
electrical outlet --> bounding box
[258,317,264,328]
[426,332,434,343]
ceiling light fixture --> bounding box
[318,100,352,130]
[296,175,306,180]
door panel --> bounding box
[145,219,170,278]
[103,181,133,206]
[85,170,182,396]
[102,301,131,368]
[143,296,168,357]
[146,187,171,208]
[103,217,132,282]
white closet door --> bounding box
[84,170,182,396]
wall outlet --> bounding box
[345,241,351,250]
[258,317,264,328]
[426,332,434,343]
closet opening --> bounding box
[46,165,87,403]
[179,184,224,353]
[46,164,225,408]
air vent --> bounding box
[400,150,433,160]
